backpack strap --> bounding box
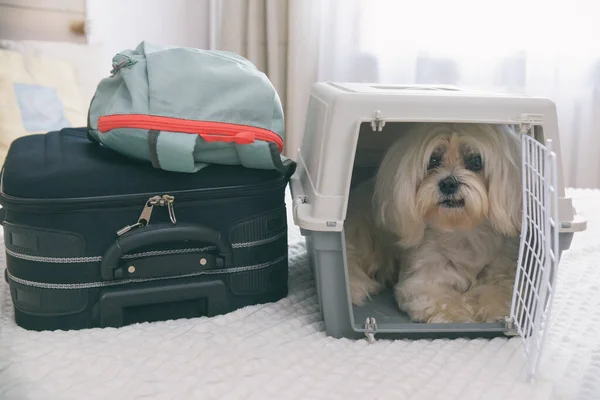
[151,130,206,173]
[147,130,161,168]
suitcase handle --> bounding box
[98,279,229,328]
[100,222,234,281]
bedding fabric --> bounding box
[0,188,599,400]
[0,40,110,108]
[0,49,86,167]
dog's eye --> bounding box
[465,155,483,172]
[427,154,442,170]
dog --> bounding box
[344,122,522,323]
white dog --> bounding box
[344,122,522,323]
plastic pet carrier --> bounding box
[289,83,587,380]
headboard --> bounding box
[0,0,87,43]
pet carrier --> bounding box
[289,82,586,380]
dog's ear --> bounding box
[486,125,522,236]
[373,140,425,248]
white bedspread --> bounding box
[1,188,599,400]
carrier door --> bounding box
[510,131,560,381]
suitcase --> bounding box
[0,127,294,331]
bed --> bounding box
[0,187,599,400]
[1,21,599,399]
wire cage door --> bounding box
[510,131,560,381]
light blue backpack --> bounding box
[87,41,287,173]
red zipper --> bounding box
[97,114,284,152]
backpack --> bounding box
[87,41,287,173]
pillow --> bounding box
[0,40,110,109]
[0,49,86,166]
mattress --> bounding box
[1,188,599,400]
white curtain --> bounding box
[218,0,600,188]
[217,0,289,103]
[217,0,323,162]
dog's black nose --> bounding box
[438,176,460,195]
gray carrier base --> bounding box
[302,229,573,341]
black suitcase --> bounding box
[0,128,294,331]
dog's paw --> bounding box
[465,284,512,323]
[397,290,476,323]
[472,298,511,323]
[426,305,476,324]
[349,275,382,306]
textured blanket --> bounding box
[1,189,599,400]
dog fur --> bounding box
[344,122,522,323]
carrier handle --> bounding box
[100,223,233,281]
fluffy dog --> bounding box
[344,123,522,323]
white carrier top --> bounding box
[291,82,586,234]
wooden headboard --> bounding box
[0,0,87,43]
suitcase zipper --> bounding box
[0,178,286,212]
[97,114,284,152]
[117,194,176,236]
[6,253,288,289]
[5,229,287,265]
